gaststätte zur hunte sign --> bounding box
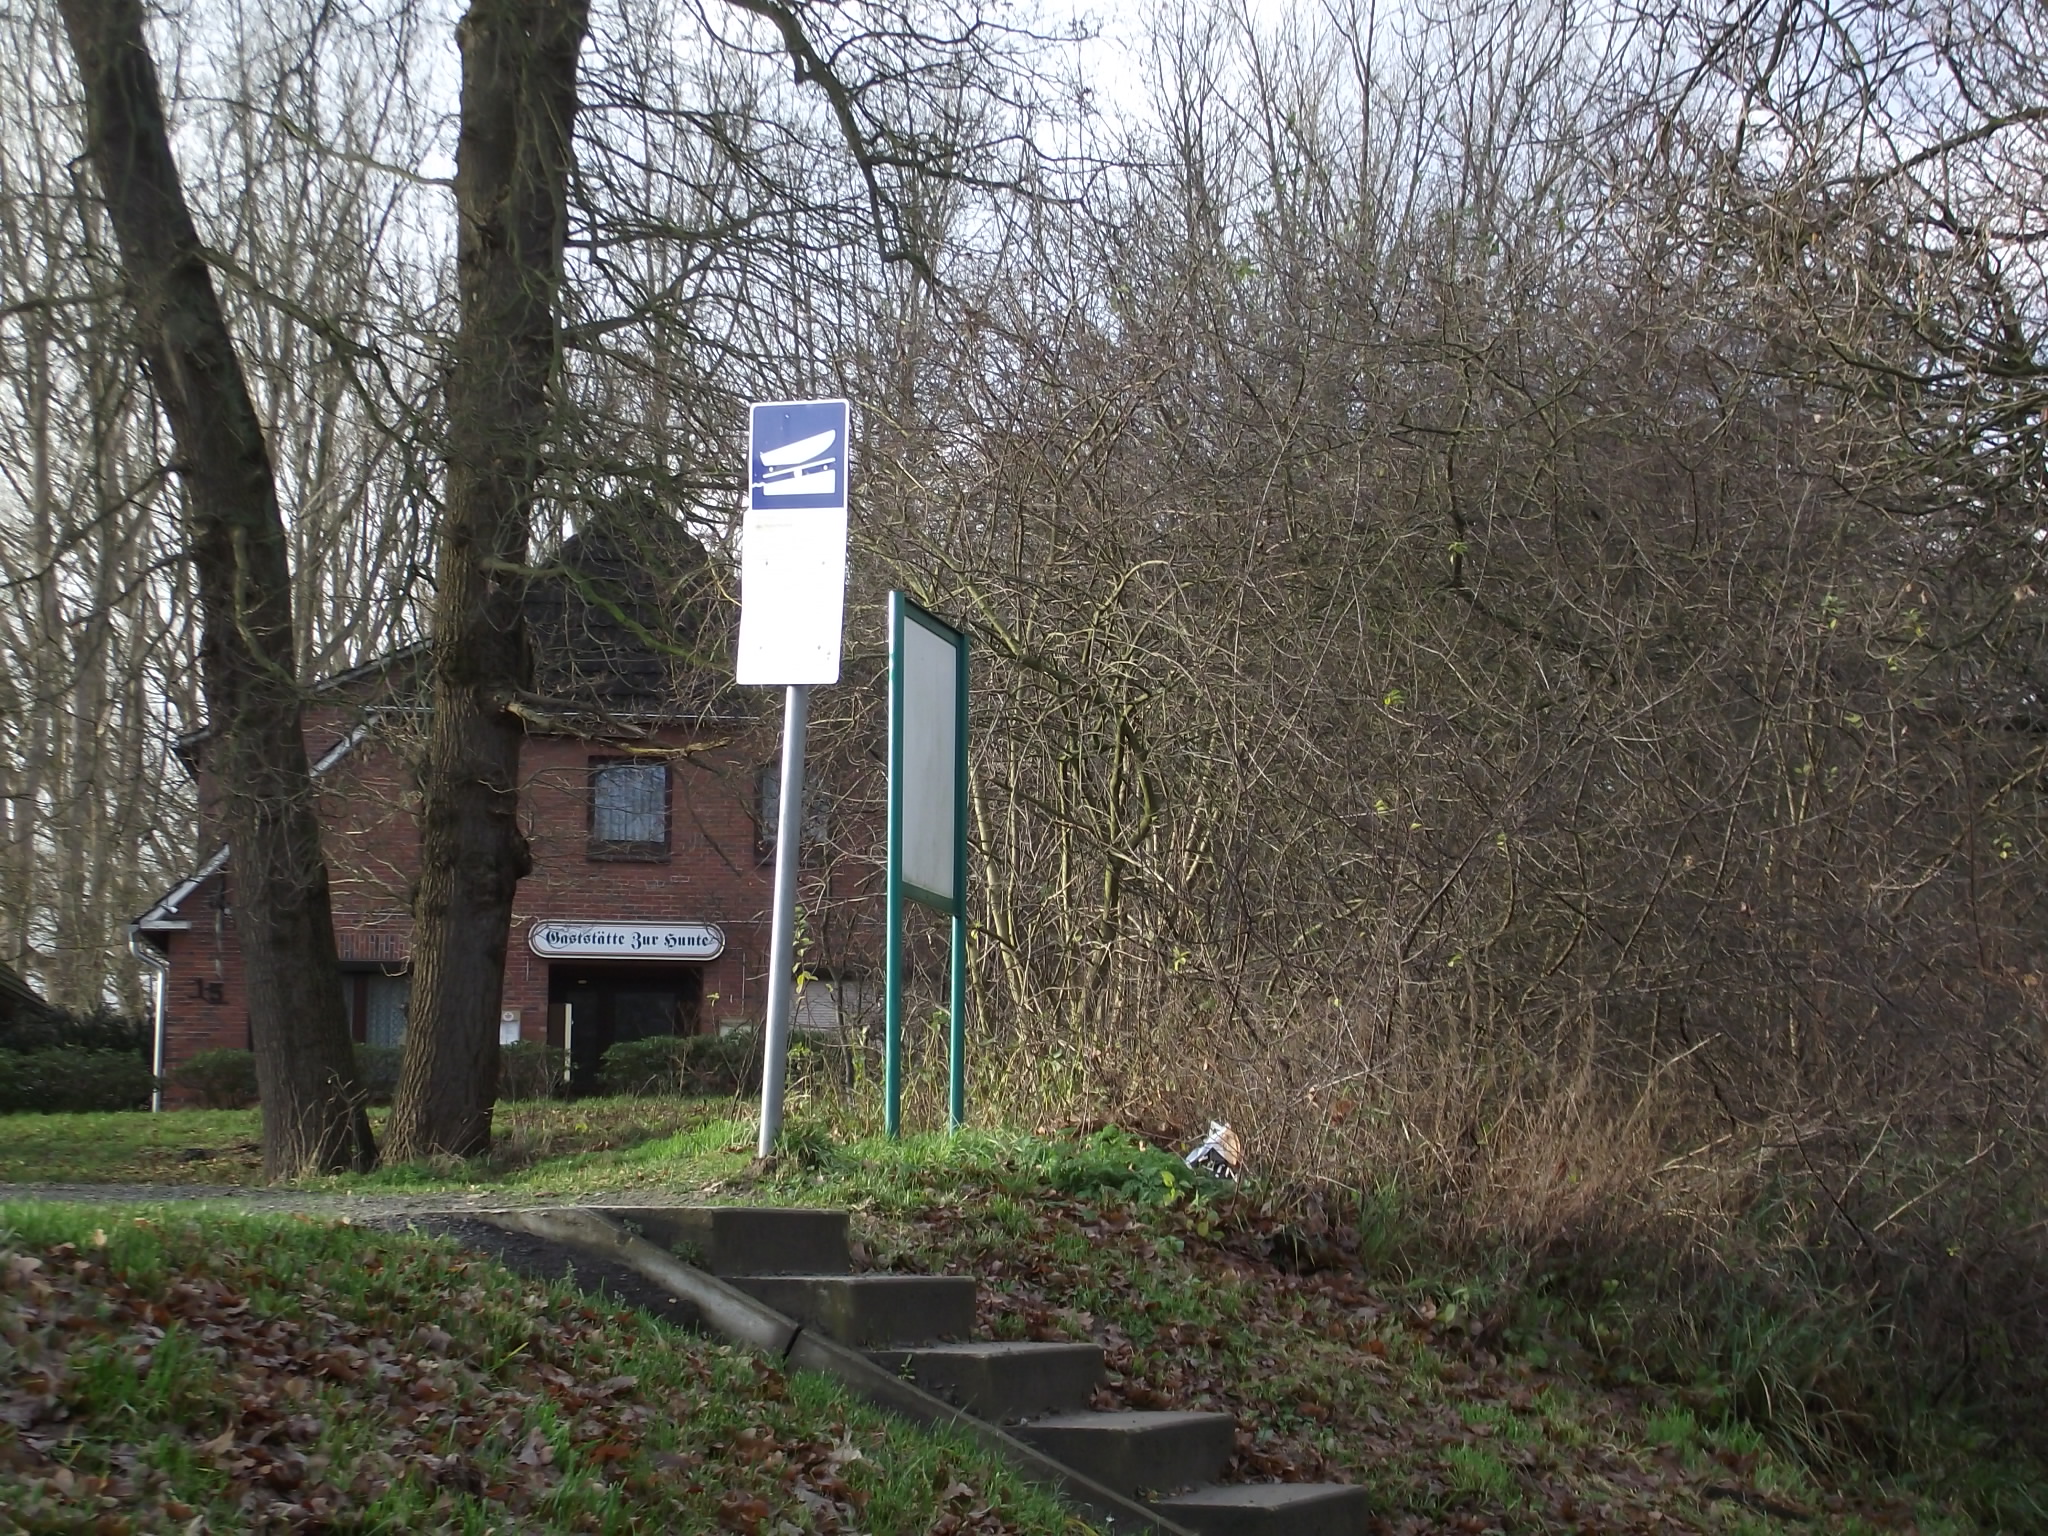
[527,920,726,960]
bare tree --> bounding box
[56,0,371,1175]
[822,0,2044,1208]
[0,0,442,1023]
[383,0,592,1160]
[0,14,191,1012]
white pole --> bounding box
[757,682,810,1156]
[128,926,168,1112]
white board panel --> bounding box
[900,617,958,901]
[736,505,848,684]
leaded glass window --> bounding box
[591,760,668,854]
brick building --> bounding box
[131,514,856,1101]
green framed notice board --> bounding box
[886,592,969,1135]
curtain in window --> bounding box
[594,762,665,844]
[363,975,407,1048]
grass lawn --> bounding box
[0,1200,1082,1534]
[0,1097,734,1187]
[0,1107,269,1184]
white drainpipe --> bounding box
[127,924,170,1112]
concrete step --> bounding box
[598,1206,849,1276]
[1013,1410,1235,1499]
[729,1273,978,1347]
[868,1341,1104,1421]
[1154,1482,1373,1535]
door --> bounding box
[547,963,703,1088]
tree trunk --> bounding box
[384,0,588,1160]
[57,0,372,1176]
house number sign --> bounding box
[528,921,725,960]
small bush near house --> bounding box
[352,1044,403,1105]
[170,1048,258,1109]
[599,1029,760,1097]
[700,1028,762,1091]
[0,1048,152,1114]
[0,1001,148,1059]
[498,1041,569,1100]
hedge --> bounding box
[499,1041,569,1101]
[0,1002,148,1058]
[353,1045,402,1105]
[0,1047,154,1114]
[170,1048,259,1109]
[599,1030,761,1097]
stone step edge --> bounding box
[475,1206,1197,1536]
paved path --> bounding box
[0,1183,698,1220]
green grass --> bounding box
[7,1102,2044,1531]
[1443,1443,1516,1502]
[0,1106,267,1183]
[308,1111,2023,1532]
[0,1199,1086,1534]
[0,1096,738,1188]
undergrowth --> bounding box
[0,1200,1083,1534]
[5,1079,2043,1527]
[355,1104,2045,1530]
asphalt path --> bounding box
[0,1183,706,1220]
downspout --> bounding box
[128,924,169,1112]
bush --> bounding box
[353,1044,403,1105]
[697,1028,762,1092]
[499,1041,569,1101]
[0,1000,148,1059]
[0,1047,153,1114]
[599,1029,760,1097]
[171,1048,259,1109]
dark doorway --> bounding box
[546,963,703,1088]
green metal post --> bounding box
[884,592,905,1138]
[947,912,966,1130]
[947,625,969,1131]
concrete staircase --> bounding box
[608,1206,1370,1536]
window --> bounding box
[793,978,872,1037]
[590,759,669,857]
[756,764,828,859]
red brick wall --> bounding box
[506,734,777,1030]
[158,712,862,1100]
[158,871,250,1092]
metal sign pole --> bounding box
[756,682,810,1157]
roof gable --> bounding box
[523,506,736,722]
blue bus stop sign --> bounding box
[749,400,849,513]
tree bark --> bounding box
[384,0,589,1160]
[57,0,372,1176]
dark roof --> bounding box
[0,959,55,1024]
[176,509,739,757]
[143,512,741,931]
[522,508,738,724]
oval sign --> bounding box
[528,920,726,960]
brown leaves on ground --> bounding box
[0,1223,1025,1535]
[3,1239,657,1529]
[925,1475,1016,1535]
